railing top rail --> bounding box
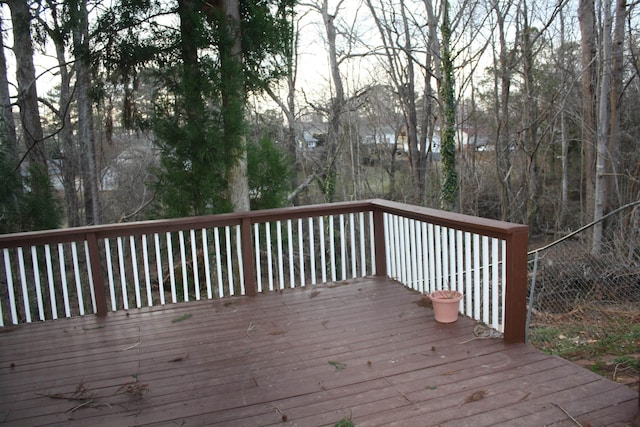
[0,200,375,249]
[370,199,528,239]
[0,199,527,249]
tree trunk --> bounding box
[399,2,423,204]
[593,0,613,254]
[439,0,458,211]
[608,0,625,207]
[73,0,101,225]
[519,1,539,228]
[175,0,208,215]
[284,17,299,205]
[45,2,81,227]
[8,0,47,170]
[366,0,426,204]
[423,0,440,185]
[560,109,569,224]
[285,74,298,204]
[222,0,250,212]
[0,18,17,161]
[492,0,513,221]
[579,0,597,225]
[320,0,345,203]
[559,10,569,226]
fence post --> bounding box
[86,232,108,317]
[240,217,256,296]
[503,227,529,343]
[372,207,387,277]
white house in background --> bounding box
[295,116,493,156]
[360,126,396,146]
[300,132,318,149]
[101,143,158,191]
[395,128,495,154]
[298,118,326,150]
[47,160,67,192]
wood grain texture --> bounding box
[1,277,636,426]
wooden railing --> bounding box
[0,199,528,342]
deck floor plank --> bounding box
[1,277,637,426]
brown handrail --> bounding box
[0,199,528,343]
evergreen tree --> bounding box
[3,0,63,232]
[0,145,22,234]
[247,136,291,210]
[100,0,296,217]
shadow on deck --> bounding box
[1,277,637,426]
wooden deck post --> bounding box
[503,227,529,343]
[372,207,387,277]
[86,232,108,317]
[240,217,256,296]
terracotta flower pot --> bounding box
[428,290,463,323]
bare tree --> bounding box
[607,0,626,207]
[593,0,613,253]
[263,5,301,204]
[559,9,570,226]
[38,0,81,227]
[298,0,351,203]
[7,0,48,172]
[0,18,17,159]
[579,0,597,225]
[489,0,515,221]
[365,0,431,204]
[318,0,346,202]
[73,0,101,225]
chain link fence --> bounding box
[526,202,640,385]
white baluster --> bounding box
[202,229,213,299]
[3,249,18,324]
[130,236,141,308]
[17,247,31,322]
[31,246,45,320]
[71,242,85,315]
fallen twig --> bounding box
[37,381,93,401]
[67,399,95,413]
[552,403,583,426]
[36,392,87,401]
[463,390,487,405]
[168,354,189,362]
[612,362,633,381]
[120,341,142,351]
[114,380,149,397]
[518,392,531,402]
[247,322,258,337]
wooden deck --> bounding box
[1,277,637,427]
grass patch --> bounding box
[589,361,607,376]
[612,355,640,371]
[334,415,354,427]
[328,361,347,371]
[529,322,640,360]
[171,313,193,323]
[529,318,640,388]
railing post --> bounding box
[240,217,256,297]
[503,227,528,343]
[86,232,108,317]
[372,207,387,277]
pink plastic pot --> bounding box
[428,290,463,323]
